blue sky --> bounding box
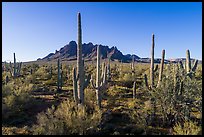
[2,2,202,62]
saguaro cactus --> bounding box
[49,66,52,78]
[5,75,9,85]
[157,49,165,88]
[144,34,158,89]
[186,49,191,73]
[77,12,84,104]
[73,67,78,102]
[72,12,91,105]
[91,45,107,108]
[133,81,136,99]
[150,34,155,89]
[186,49,198,78]
[57,59,62,91]
[107,55,111,81]
[179,49,198,78]
[13,53,17,78]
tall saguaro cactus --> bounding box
[13,53,17,78]
[91,45,107,108]
[150,34,155,89]
[72,12,91,105]
[77,12,84,104]
[186,49,191,73]
[144,34,160,89]
[57,59,62,91]
[157,49,165,88]
[73,67,78,102]
[133,81,136,99]
[179,49,198,78]
[107,54,111,81]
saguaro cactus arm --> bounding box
[191,59,198,72]
[154,64,158,72]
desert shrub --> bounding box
[173,120,201,135]
[146,63,202,128]
[2,80,36,125]
[32,100,102,135]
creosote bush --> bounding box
[173,120,201,135]
[32,99,102,135]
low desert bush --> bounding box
[32,99,102,135]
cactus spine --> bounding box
[157,49,165,88]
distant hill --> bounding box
[37,41,140,63]
[37,41,202,64]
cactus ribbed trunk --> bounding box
[144,74,148,88]
[186,49,191,73]
[131,56,134,70]
[150,34,155,89]
[157,49,165,88]
[57,59,61,91]
[133,81,136,99]
[73,67,78,103]
[96,45,101,108]
[6,75,9,85]
[14,53,16,78]
[77,12,84,105]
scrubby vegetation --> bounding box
[2,60,202,135]
[2,12,202,135]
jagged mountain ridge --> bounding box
[38,41,201,64]
[38,41,140,62]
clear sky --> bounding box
[2,2,202,62]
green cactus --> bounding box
[186,50,191,73]
[72,12,91,105]
[182,50,198,79]
[13,53,17,78]
[157,49,165,88]
[107,55,111,81]
[57,59,62,91]
[5,75,9,85]
[90,45,107,108]
[150,34,156,88]
[144,34,163,90]
[144,74,149,88]
[73,67,78,103]
[9,61,13,77]
[30,68,33,75]
[133,81,136,99]
[49,65,52,78]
